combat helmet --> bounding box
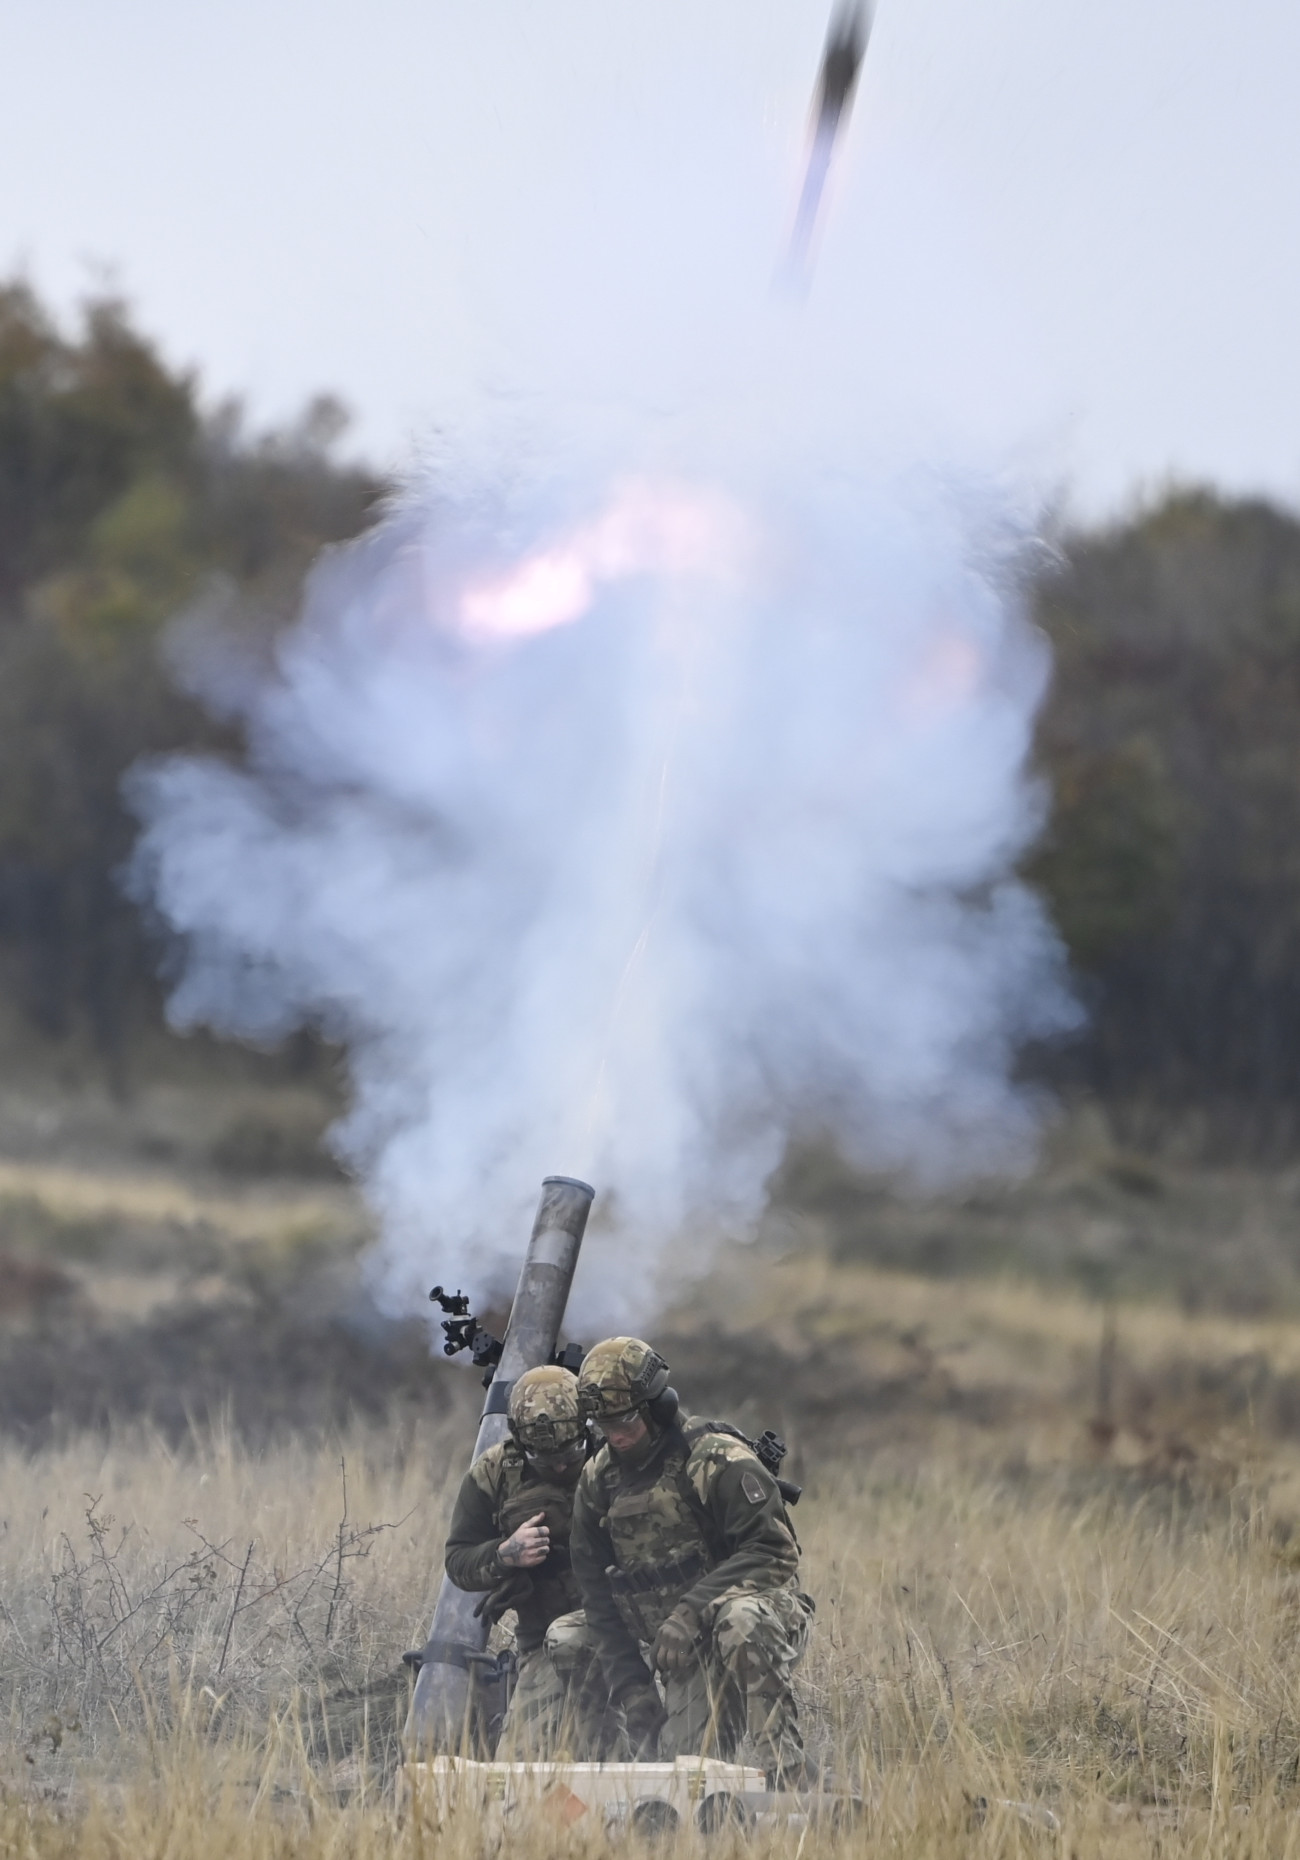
[577,1336,672,1423]
[507,1365,586,1458]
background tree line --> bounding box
[1028,491,1300,1152]
[0,281,379,1083]
[1,280,1298,1150]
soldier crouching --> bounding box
[570,1337,815,1786]
[443,1365,612,1756]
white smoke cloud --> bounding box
[127,459,1073,1327]
[125,6,1077,1329]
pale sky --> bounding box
[4,0,1299,515]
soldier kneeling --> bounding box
[443,1365,612,1756]
[570,1337,815,1786]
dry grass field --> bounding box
[7,1360,1300,1857]
[4,1088,1300,1851]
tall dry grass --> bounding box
[803,1451,1300,1806]
[7,1273,1300,1853]
[0,1417,456,1782]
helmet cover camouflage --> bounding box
[507,1365,586,1456]
[576,1337,671,1422]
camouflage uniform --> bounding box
[443,1370,611,1756]
[571,1338,814,1779]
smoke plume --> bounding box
[127,9,1076,1328]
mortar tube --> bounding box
[403,1174,595,1752]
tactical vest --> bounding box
[487,1444,584,1646]
[593,1422,737,1643]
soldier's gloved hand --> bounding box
[652,1603,700,1677]
[473,1571,533,1626]
[619,1683,668,1759]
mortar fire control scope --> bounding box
[429,1285,583,1387]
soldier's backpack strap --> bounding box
[665,1428,736,1562]
[691,1419,802,1507]
[592,1443,620,1523]
[667,1420,784,1560]
[678,1419,802,1550]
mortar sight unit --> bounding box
[429,1284,584,1387]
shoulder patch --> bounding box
[741,1469,767,1505]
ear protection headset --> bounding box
[646,1384,680,1429]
